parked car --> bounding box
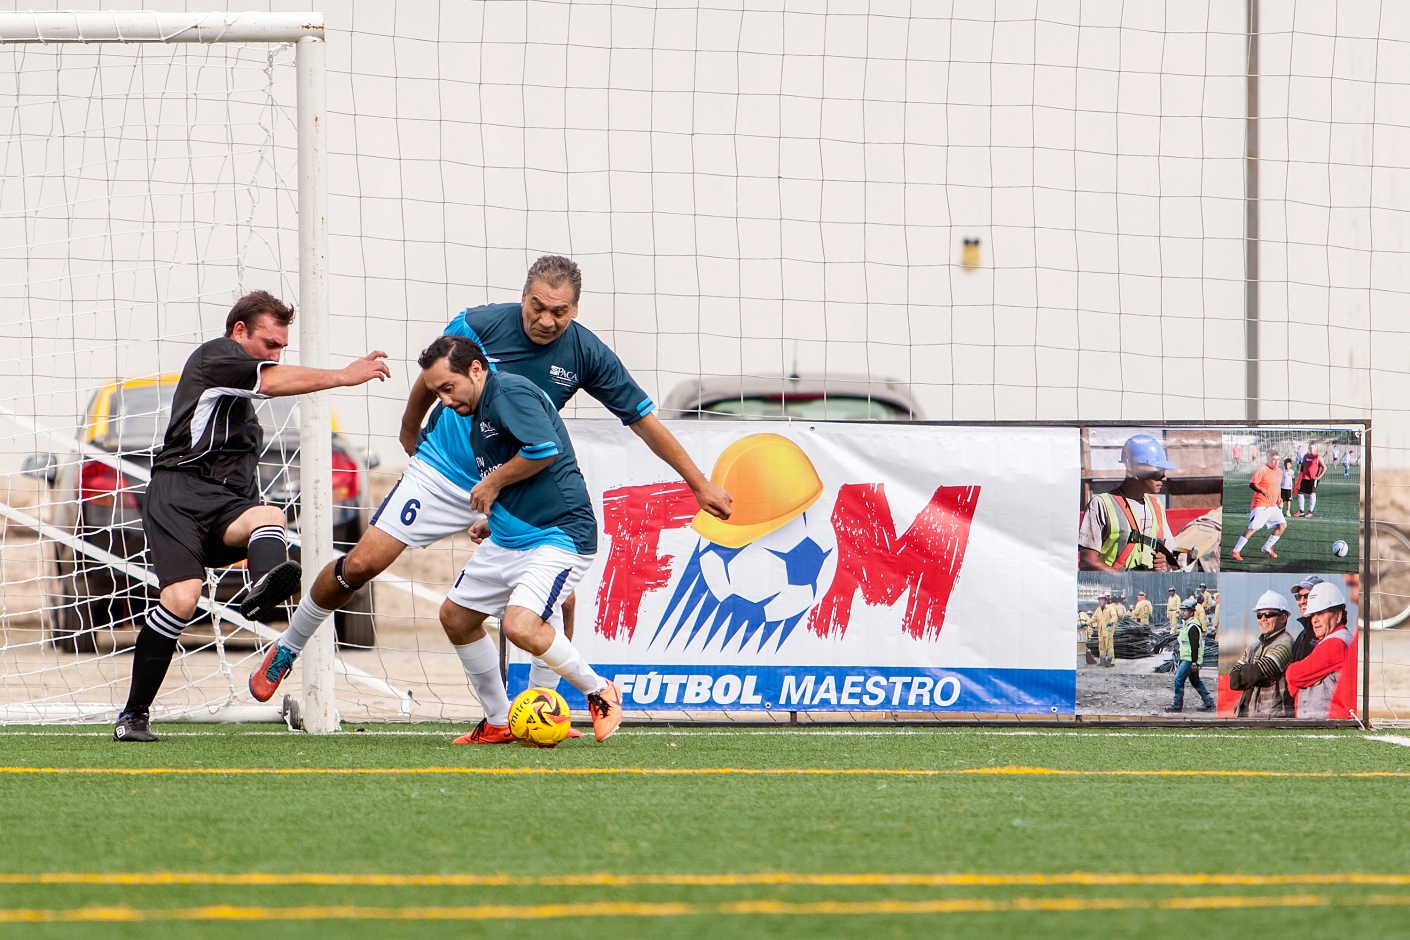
[660,374,922,421]
[22,375,378,652]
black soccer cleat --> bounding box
[240,560,303,623]
[113,712,159,743]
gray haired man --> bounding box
[1229,590,1295,718]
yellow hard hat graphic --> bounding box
[691,433,825,548]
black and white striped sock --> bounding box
[146,604,199,640]
[247,524,289,583]
[122,605,201,716]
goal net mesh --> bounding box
[2,2,1409,725]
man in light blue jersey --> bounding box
[250,257,730,730]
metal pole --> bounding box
[296,35,337,734]
[0,11,322,44]
[1362,426,1372,728]
[1245,0,1260,421]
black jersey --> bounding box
[153,337,273,496]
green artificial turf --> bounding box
[0,725,1407,939]
[1220,469,1360,573]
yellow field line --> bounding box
[1,765,1408,778]
[5,871,1410,888]
[1,894,1407,921]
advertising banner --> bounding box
[507,421,1081,715]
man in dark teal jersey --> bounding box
[422,335,624,742]
[400,255,730,682]
[250,257,729,728]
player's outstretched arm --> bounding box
[260,351,391,397]
[629,413,732,519]
[469,454,555,513]
[400,369,438,456]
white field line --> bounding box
[0,500,411,710]
[1366,735,1410,748]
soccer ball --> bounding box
[507,687,572,748]
[697,511,837,622]
[1332,539,1350,558]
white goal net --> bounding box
[3,2,1410,726]
[0,20,321,722]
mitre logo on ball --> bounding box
[654,433,837,653]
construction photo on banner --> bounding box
[1078,428,1223,575]
[1077,572,1219,717]
[1216,572,1359,721]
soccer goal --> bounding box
[0,12,345,732]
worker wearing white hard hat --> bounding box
[1078,435,1177,572]
[1285,582,1358,719]
[1228,590,1295,718]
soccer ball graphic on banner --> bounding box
[507,688,572,748]
[1332,540,1350,558]
[657,433,837,653]
[698,512,838,623]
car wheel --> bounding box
[40,546,97,654]
[335,584,376,649]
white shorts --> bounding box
[372,457,484,549]
[1248,505,1287,532]
[447,540,594,623]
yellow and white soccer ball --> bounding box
[507,687,573,748]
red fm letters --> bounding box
[593,481,979,642]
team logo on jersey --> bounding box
[478,421,499,438]
[549,364,578,386]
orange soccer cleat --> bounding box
[1229,550,1243,562]
[452,719,515,745]
[585,680,624,742]
[249,643,296,703]
[1262,548,1278,559]
[566,727,585,739]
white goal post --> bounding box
[0,11,338,732]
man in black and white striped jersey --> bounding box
[114,290,390,743]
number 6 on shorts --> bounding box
[400,499,420,526]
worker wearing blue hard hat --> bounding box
[1078,434,1177,572]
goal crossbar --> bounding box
[0,11,321,44]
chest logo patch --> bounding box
[550,364,578,386]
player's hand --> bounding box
[467,519,490,543]
[1153,552,1170,572]
[469,478,501,514]
[399,425,419,457]
[342,351,391,386]
[693,479,733,520]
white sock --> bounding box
[1298,494,1306,512]
[278,596,334,654]
[1263,534,1281,551]
[528,658,560,691]
[455,636,510,725]
[1233,536,1249,553]
[538,634,605,696]
[1309,494,1317,513]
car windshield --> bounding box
[109,385,299,452]
[700,396,905,420]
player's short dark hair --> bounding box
[524,254,582,303]
[225,290,295,337]
[418,334,489,376]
